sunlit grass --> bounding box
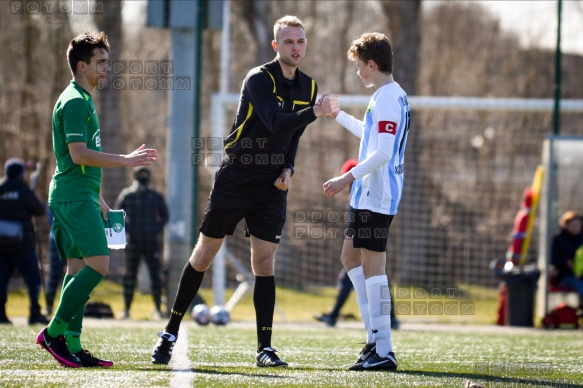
[1,318,581,387]
[7,279,577,387]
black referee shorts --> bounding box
[199,161,287,244]
[346,207,394,252]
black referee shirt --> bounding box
[223,58,318,174]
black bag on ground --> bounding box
[84,302,114,318]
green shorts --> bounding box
[50,201,109,259]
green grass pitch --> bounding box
[1,318,582,387]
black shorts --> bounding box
[346,207,394,252]
[199,161,287,244]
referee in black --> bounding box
[151,15,339,367]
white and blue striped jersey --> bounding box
[336,82,410,215]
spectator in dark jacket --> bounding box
[0,158,49,325]
[551,210,583,300]
[115,167,169,319]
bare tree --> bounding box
[233,0,273,65]
[379,0,421,93]
[19,11,41,166]
[94,1,126,205]
[339,0,357,158]
[379,0,431,285]
[43,6,73,196]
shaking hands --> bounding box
[314,94,340,118]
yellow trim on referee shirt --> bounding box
[224,103,254,151]
[292,79,316,105]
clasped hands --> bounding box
[314,94,340,118]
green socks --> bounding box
[47,266,103,338]
[64,331,82,353]
[45,274,75,338]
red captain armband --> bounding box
[378,121,397,134]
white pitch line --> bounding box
[170,328,195,388]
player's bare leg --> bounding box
[189,233,224,271]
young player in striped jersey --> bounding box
[323,32,410,371]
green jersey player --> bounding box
[36,31,157,368]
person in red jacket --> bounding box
[495,188,534,325]
[505,188,533,266]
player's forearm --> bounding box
[247,75,317,134]
[350,137,394,180]
[265,106,317,134]
[336,111,363,138]
[70,146,131,168]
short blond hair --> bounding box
[273,15,305,42]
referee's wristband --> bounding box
[284,164,295,176]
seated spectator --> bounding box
[550,211,583,302]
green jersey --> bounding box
[49,81,102,203]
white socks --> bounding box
[347,266,374,344]
[366,275,393,357]
[347,267,394,356]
